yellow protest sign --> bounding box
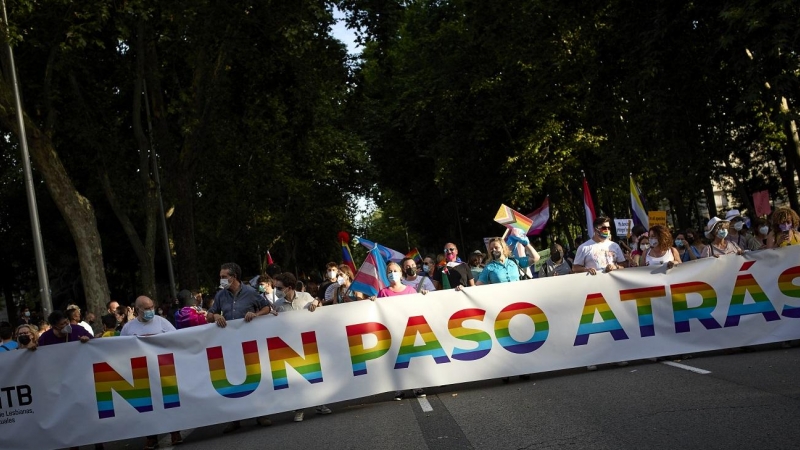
[648,211,667,228]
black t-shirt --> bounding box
[432,263,473,288]
[317,280,334,301]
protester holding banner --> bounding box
[401,257,435,294]
[538,243,571,277]
[767,206,800,248]
[378,262,417,297]
[754,218,770,248]
[643,225,681,269]
[328,266,363,303]
[674,231,699,262]
[477,237,537,284]
[432,243,474,290]
[316,262,339,303]
[38,310,93,346]
[700,217,743,257]
[273,272,333,422]
[13,324,37,351]
[725,210,761,251]
[572,217,628,275]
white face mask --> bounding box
[759,226,769,235]
[337,276,345,285]
[733,222,744,231]
[328,270,337,280]
[640,244,650,251]
[388,272,401,283]
[220,278,231,289]
[649,238,659,248]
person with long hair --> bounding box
[477,236,539,285]
[14,324,38,351]
[766,206,800,248]
[642,225,681,269]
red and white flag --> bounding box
[525,197,550,236]
[583,176,596,235]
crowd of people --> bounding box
[1,205,798,449]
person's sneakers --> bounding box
[617,361,629,367]
[413,389,426,398]
[256,416,272,426]
[143,437,159,450]
[222,421,241,434]
[170,432,183,446]
[586,365,598,371]
[393,391,405,401]
[293,411,304,422]
[315,405,332,415]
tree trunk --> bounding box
[0,109,111,317]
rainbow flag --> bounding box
[405,248,421,262]
[350,246,389,297]
[630,175,649,229]
[494,204,534,235]
[341,241,356,274]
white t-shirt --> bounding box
[401,275,436,292]
[78,321,94,336]
[121,315,176,337]
[574,239,626,271]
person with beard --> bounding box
[207,262,274,433]
[572,217,629,275]
[538,243,572,277]
[38,310,93,346]
[432,243,474,290]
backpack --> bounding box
[175,307,207,329]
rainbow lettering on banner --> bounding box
[206,341,261,398]
[346,322,391,376]
[495,302,549,353]
[93,356,153,419]
[267,332,322,390]
[448,308,491,361]
[671,282,722,333]
[620,286,667,337]
[157,353,180,409]
[574,293,628,346]
[724,273,780,327]
[779,265,800,318]
[394,316,450,369]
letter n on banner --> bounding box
[574,293,628,346]
[93,356,153,419]
[206,341,261,398]
[670,282,722,333]
[346,322,391,376]
[267,332,322,390]
[395,316,450,369]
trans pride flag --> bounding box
[350,246,389,297]
[353,236,406,262]
[630,175,649,229]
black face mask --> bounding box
[18,335,31,346]
[551,251,562,261]
[404,267,416,277]
[686,236,695,244]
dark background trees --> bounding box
[1,0,797,319]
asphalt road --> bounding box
[100,344,800,450]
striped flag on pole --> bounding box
[583,174,596,235]
[350,246,389,297]
[630,175,649,229]
[525,197,550,236]
[353,236,406,262]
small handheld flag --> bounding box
[350,246,390,297]
[405,248,422,262]
[494,204,534,235]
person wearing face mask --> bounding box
[421,256,436,278]
[643,225,681,269]
[378,262,418,297]
[766,206,800,248]
[683,228,705,259]
[316,262,340,303]
[573,216,629,275]
[120,296,184,448]
[207,262,273,328]
[38,310,93,346]
[14,324,38,351]
[753,218,770,248]
[432,243,475,290]
[17,307,32,327]
[539,243,572,277]
[326,266,364,303]
[725,210,761,251]
[700,217,743,257]
[674,232,695,262]
[400,257,436,294]
[477,236,539,285]
[256,274,278,307]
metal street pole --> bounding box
[1,0,52,315]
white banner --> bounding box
[2,247,800,449]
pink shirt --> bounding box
[377,285,416,298]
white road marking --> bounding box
[418,397,434,412]
[661,361,711,374]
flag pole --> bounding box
[2,0,52,315]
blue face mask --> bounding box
[143,310,155,322]
[717,229,728,239]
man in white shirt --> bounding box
[120,296,183,448]
[573,216,628,275]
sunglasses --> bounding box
[444,248,457,253]
[597,226,611,231]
